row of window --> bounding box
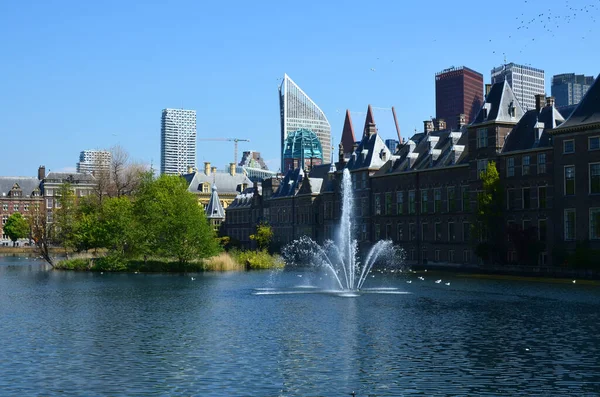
[507,153,547,177]
[374,187,470,216]
[564,164,600,195]
[507,186,548,210]
[1,204,32,212]
[563,136,600,153]
[564,208,600,241]
[374,221,472,243]
[406,248,471,264]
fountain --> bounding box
[281,168,404,292]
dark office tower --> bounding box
[551,73,595,107]
[435,66,484,130]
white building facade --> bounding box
[161,108,197,175]
[279,74,331,172]
[491,63,545,111]
[76,150,112,174]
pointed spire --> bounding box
[363,104,376,137]
[205,183,225,219]
[341,109,356,155]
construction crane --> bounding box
[197,138,250,165]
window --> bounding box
[590,209,600,240]
[477,128,488,148]
[385,192,392,215]
[396,191,404,214]
[13,205,19,212]
[538,186,547,209]
[507,157,515,177]
[421,223,428,241]
[477,159,488,179]
[408,191,416,214]
[589,136,600,151]
[375,223,381,240]
[539,219,547,242]
[397,223,404,241]
[361,173,367,189]
[434,189,442,213]
[463,222,471,242]
[564,209,576,241]
[361,224,367,241]
[435,250,440,262]
[202,183,210,193]
[421,190,429,213]
[463,250,471,263]
[435,222,442,241]
[447,187,456,212]
[449,250,455,263]
[1,215,7,225]
[538,153,546,174]
[374,194,381,215]
[2,204,7,211]
[590,163,600,194]
[563,139,574,154]
[522,155,530,176]
[46,198,53,209]
[522,187,531,209]
[409,223,416,241]
[422,249,428,263]
[462,187,470,211]
[386,223,392,240]
[565,166,575,196]
[448,222,456,242]
[410,249,416,261]
[507,189,516,210]
[23,204,29,212]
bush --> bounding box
[230,249,284,270]
[93,253,128,272]
[55,258,92,271]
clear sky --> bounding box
[1,0,598,176]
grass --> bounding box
[55,250,284,273]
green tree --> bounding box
[250,222,273,251]
[4,213,30,246]
[29,204,54,266]
[54,183,77,257]
[133,174,220,265]
[473,161,505,264]
[98,196,134,255]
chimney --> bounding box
[229,163,236,176]
[352,142,358,152]
[424,120,434,134]
[38,165,46,180]
[546,96,555,108]
[211,166,217,174]
[367,122,377,136]
[535,94,545,112]
[485,84,492,97]
[457,114,467,129]
[204,162,211,176]
[433,118,446,131]
[187,166,194,174]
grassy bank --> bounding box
[54,250,284,272]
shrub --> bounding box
[202,252,245,271]
[230,249,284,270]
[55,258,91,271]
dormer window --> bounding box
[201,183,210,193]
[476,128,488,148]
[508,101,516,118]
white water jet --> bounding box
[282,168,404,291]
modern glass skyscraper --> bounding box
[160,108,197,175]
[491,63,545,111]
[551,73,595,107]
[279,74,331,171]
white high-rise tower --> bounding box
[160,108,197,175]
[491,63,545,111]
[279,74,331,171]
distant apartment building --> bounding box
[551,73,595,107]
[76,150,111,174]
[279,74,331,171]
[491,63,545,111]
[160,108,197,175]
[435,66,484,129]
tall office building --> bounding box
[279,74,331,171]
[491,63,545,111]
[551,73,595,107]
[76,149,112,174]
[435,66,484,129]
[160,108,197,175]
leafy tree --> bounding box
[29,204,54,266]
[133,174,220,265]
[250,222,273,251]
[54,183,77,257]
[98,196,134,255]
[4,213,29,246]
[473,161,505,264]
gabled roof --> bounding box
[472,81,524,125]
[183,171,252,195]
[205,184,225,219]
[552,74,600,132]
[43,172,96,184]
[0,177,41,197]
[340,110,356,155]
[272,168,303,198]
[502,105,564,152]
[345,132,390,171]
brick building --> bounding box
[436,66,484,130]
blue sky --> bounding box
[1,0,598,176]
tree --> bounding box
[29,204,54,266]
[250,222,273,251]
[54,183,77,257]
[4,213,30,246]
[93,145,147,202]
[473,161,505,264]
[133,174,221,265]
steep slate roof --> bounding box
[0,177,41,197]
[227,186,260,209]
[272,168,304,198]
[472,81,524,125]
[44,172,95,183]
[340,110,356,155]
[502,105,564,152]
[183,171,252,195]
[205,184,225,219]
[553,74,600,132]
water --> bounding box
[283,168,402,291]
[2,256,600,396]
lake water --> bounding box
[1,256,600,396]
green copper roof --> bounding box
[283,128,323,160]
